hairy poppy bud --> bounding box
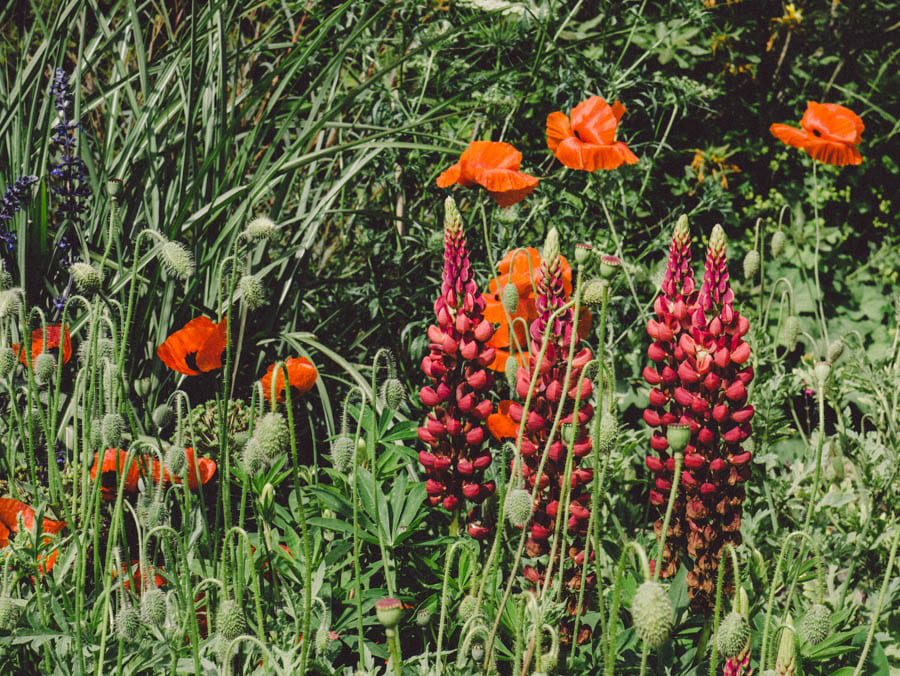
[600,254,621,279]
[504,355,519,389]
[505,488,533,528]
[152,404,173,430]
[375,597,404,629]
[574,242,593,265]
[0,347,16,380]
[470,642,485,662]
[253,412,290,459]
[742,249,759,280]
[666,423,691,453]
[34,352,56,385]
[141,588,167,627]
[0,269,12,290]
[69,261,103,295]
[241,438,267,475]
[159,241,195,281]
[315,625,332,655]
[631,581,674,648]
[814,361,830,388]
[0,289,21,319]
[217,599,246,640]
[716,611,750,659]
[776,613,796,674]
[501,283,519,315]
[90,419,103,449]
[458,595,479,623]
[238,274,265,310]
[259,482,275,516]
[781,316,799,350]
[102,413,125,448]
[382,378,406,410]
[116,605,141,641]
[244,216,279,242]
[596,411,618,453]
[330,435,356,472]
[826,339,844,364]
[582,278,607,307]
[0,596,21,630]
[798,604,830,646]
[771,230,786,258]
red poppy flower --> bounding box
[0,498,66,574]
[546,97,639,172]
[91,448,215,501]
[487,400,518,440]
[770,101,863,166]
[151,448,217,491]
[436,141,539,207]
[13,324,73,366]
[157,316,227,376]
[115,561,166,591]
[260,356,318,401]
[90,449,143,500]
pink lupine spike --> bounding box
[418,198,496,536]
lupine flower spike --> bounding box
[644,221,753,612]
[506,228,595,644]
[418,197,497,537]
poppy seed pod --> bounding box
[140,588,167,627]
[253,412,290,459]
[159,240,195,281]
[34,352,56,385]
[217,599,246,640]
[244,216,279,242]
[574,242,593,265]
[501,282,519,315]
[101,413,125,448]
[415,606,433,626]
[382,378,406,410]
[742,249,760,280]
[631,581,674,649]
[771,230,787,258]
[716,611,750,659]
[798,604,830,646]
[69,261,102,295]
[666,423,690,453]
[599,254,621,279]
[505,488,533,528]
[238,274,265,310]
[374,597,404,629]
[458,595,479,622]
[0,347,16,379]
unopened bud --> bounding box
[814,362,830,387]
[34,352,56,385]
[504,355,519,390]
[0,348,16,380]
[742,249,760,280]
[458,595,479,623]
[596,412,618,452]
[70,262,103,295]
[631,581,674,649]
[382,378,406,410]
[716,611,750,659]
[505,489,533,528]
[771,230,787,258]
[0,289,21,319]
[159,240,195,281]
[101,413,125,447]
[238,274,265,310]
[826,339,844,364]
[798,604,830,646]
[542,227,560,265]
[781,316,799,350]
[244,216,279,242]
[152,404,173,430]
[775,613,796,674]
[501,283,519,314]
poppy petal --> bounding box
[546,111,573,152]
[195,318,228,373]
[805,138,862,166]
[487,401,518,439]
[462,141,522,172]
[770,123,811,150]
[803,102,863,144]
[554,136,586,170]
[436,162,462,188]
[570,96,619,145]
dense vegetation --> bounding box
[0,1,896,674]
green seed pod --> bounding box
[666,423,691,453]
[771,230,787,258]
[599,254,621,280]
[458,595,479,623]
[0,596,21,630]
[470,642,485,662]
[814,361,831,388]
[238,274,265,310]
[244,216,279,242]
[716,611,750,659]
[582,278,607,307]
[330,435,356,472]
[102,413,125,448]
[374,597,403,629]
[595,412,618,453]
[501,283,519,314]
[116,605,141,641]
[504,354,519,389]
[574,242,593,266]
[34,352,56,385]
[0,347,16,380]
[69,261,103,295]
[415,606,433,626]
[217,599,246,641]
[781,316,800,350]
[798,604,830,646]
[141,588,167,627]
[253,412,290,460]
[631,581,674,649]
[742,249,760,280]
[505,489,533,528]
[159,240,195,281]
[382,378,406,410]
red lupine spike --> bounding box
[418,198,495,536]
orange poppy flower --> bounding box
[157,316,227,376]
[546,97,639,172]
[436,141,539,207]
[260,356,318,401]
[90,449,143,500]
[13,324,73,366]
[114,561,167,591]
[151,448,217,491]
[770,101,863,166]
[0,498,66,574]
[487,400,518,440]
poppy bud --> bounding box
[115,605,141,641]
[0,269,12,291]
[0,347,16,380]
[814,361,830,388]
[666,423,691,453]
[374,597,404,629]
[314,625,332,656]
[216,599,246,640]
[330,435,356,473]
[253,412,290,459]
[771,230,786,258]
[0,595,21,630]
[102,413,125,448]
[34,352,57,385]
[826,339,844,364]
[715,611,750,659]
[141,588,167,627]
[382,378,406,410]
[0,289,21,320]
[781,316,799,350]
[582,278,607,307]
[238,274,266,310]
[595,411,617,453]
[159,240,195,281]
[742,249,759,280]
[505,488,533,528]
[504,355,519,389]
[798,603,830,646]
[574,242,593,265]
[69,261,103,295]
[152,404,173,430]
[600,254,621,280]
[244,216,279,242]
[458,594,479,622]
[631,581,674,649]
[775,613,796,674]
[501,283,519,315]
